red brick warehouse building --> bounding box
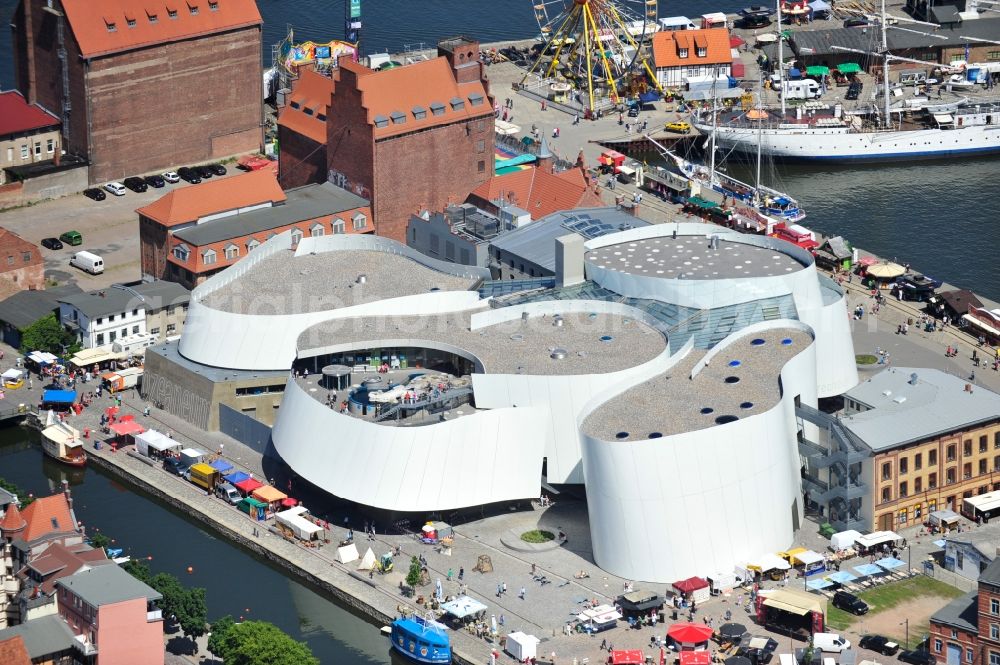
[11,0,264,185]
[280,36,495,243]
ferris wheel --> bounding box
[525,0,661,112]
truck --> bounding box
[187,463,219,491]
[780,79,822,100]
[770,223,819,252]
[69,251,104,275]
[100,367,144,393]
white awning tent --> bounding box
[336,542,359,564]
[831,530,863,551]
[440,595,488,620]
[854,531,902,550]
[792,550,825,566]
[68,345,123,368]
[749,553,791,571]
[135,429,181,457]
[358,547,377,571]
[275,506,325,541]
[27,351,58,365]
[494,119,522,136]
[963,313,1000,337]
[1,368,23,380]
[577,604,622,624]
[178,448,205,466]
[701,11,728,26]
[506,632,540,661]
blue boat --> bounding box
[389,615,451,664]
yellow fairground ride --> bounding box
[523,0,662,113]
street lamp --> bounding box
[900,618,910,648]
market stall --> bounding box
[830,529,862,552]
[440,596,488,624]
[237,497,267,521]
[275,506,325,541]
[209,458,234,475]
[681,651,713,665]
[792,550,826,576]
[667,622,714,650]
[577,605,621,633]
[41,389,76,411]
[505,632,540,662]
[234,477,264,497]
[2,368,24,389]
[756,588,826,636]
[609,650,645,665]
[135,430,180,458]
[223,471,250,485]
[252,485,288,514]
[672,577,711,604]
[853,531,903,554]
[617,590,663,619]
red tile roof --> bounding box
[61,0,262,59]
[0,635,31,665]
[278,68,334,144]
[136,170,286,228]
[469,166,602,220]
[22,541,111,595]
[19,494,76,543]
[339,58,492,139]
[0,91,59,137]
[0,503,26,533]
[652,28,732,69]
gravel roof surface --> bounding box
[582,328,811,441]
[298,311,667,376]
[587,235,804,279]
[200,250,478,314]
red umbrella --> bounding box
[730,35,745,48]
[668,622,715,644]
[611,651,646,665]
[281,497,298,507]
[681,651,713,665]
[858,255,879,266]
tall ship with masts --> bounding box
[692,0,1000,162]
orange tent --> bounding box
[252,485,288,504]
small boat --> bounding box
[946,74,978,91]
[40,418,87,467]
[389,615,451,664]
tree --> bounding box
[20,314,80,356]
[0,477,33,507]
[89,532,112,552]
[216,620,319,665]
[122,564,208,644]
[208,615,236,657]
[406,556,423,587]
[175,586,208,640]
[122,559,153,584]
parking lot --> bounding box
[0,170,240,290]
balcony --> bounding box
[73,635,97,656]
[147,609,163,622]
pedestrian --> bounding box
[519,586,526,599]
[531,562,537,575]
[447,568,454,581]
[458,567,464,580]
[497,584,502,598]
[143,405,150,417]
[502,582,507,595]
[499,614,505,626]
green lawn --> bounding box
[826,576,965,643]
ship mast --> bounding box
[880,0,891,128]
[777,0,786,116]
[710,64,718,186]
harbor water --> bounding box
[0,0,996,298]
[0,426,392,664]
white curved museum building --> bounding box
[173,224,859,582]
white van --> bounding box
[781,79,823,100]
[69,251,104,275]
[813,633,851,653]
[658,16,699,31]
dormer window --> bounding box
[148,12,158,23]
[246,238,260,251]
[168,8,178,19]
[450,97,465,111]
[172,244,190,261]
[202,249,217,265]
[332,218,346,234]
[373,115,389,128]
[468,92,485,106]
[412,105,427,120]
[209,0,218,10]
[390,110,406,125]
[430,102,446,116]
[188,2,199,15]
[126,17,137,28]
[224,244,239,260]
[304,107,314,116]
[697,46,707,57]
[290,101,300,109]
[678,47,689,58]
[105,20,117,32]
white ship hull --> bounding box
[695,120,1000,163]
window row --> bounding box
[880,433,1000,480]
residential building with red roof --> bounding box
[278,37,495,243]
[0,91,61,186]
[138,169,372,288]
[277,68,334,190]
[0,228,43,301]
[16,541,111,623]
[11,0,263,184]
[0,634,30,665]
[467,165,603,222]
[651,27,732,87]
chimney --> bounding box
[437,36,483,85]
[62,479,72,511]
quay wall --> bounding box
[84,448,484,665]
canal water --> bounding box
[0,424,391,664]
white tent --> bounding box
[178,448,205,467]
[2,368,23,381]
[440,595,488,620]
[336,542,359,564]
[749,553,791,571]
[506,632,540,661]
[854,531,902,551]
[135,430,180,457]
[28,351,58,365]
[831,529,862,551]
[275,506,325,541]
[792,550,824,566]
[358,547,377,571]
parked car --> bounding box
[844,17,871,27]
[627,105,640,117]
[103,182,127,196]
[83,187,106,201]
[195,164,215,179]
[899,651,936,665]
[665,121,691,133]
[208,163,227,176]
[846,81,863,100]
[833,591,869,615]
[163,457,185,476]
[860,635,900,656]
[162,171,181,183]
[144,174,165,188]
[123,176,148,193]
[177,167,201,184]
[40,237,63,250]
[59,230,83,246]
